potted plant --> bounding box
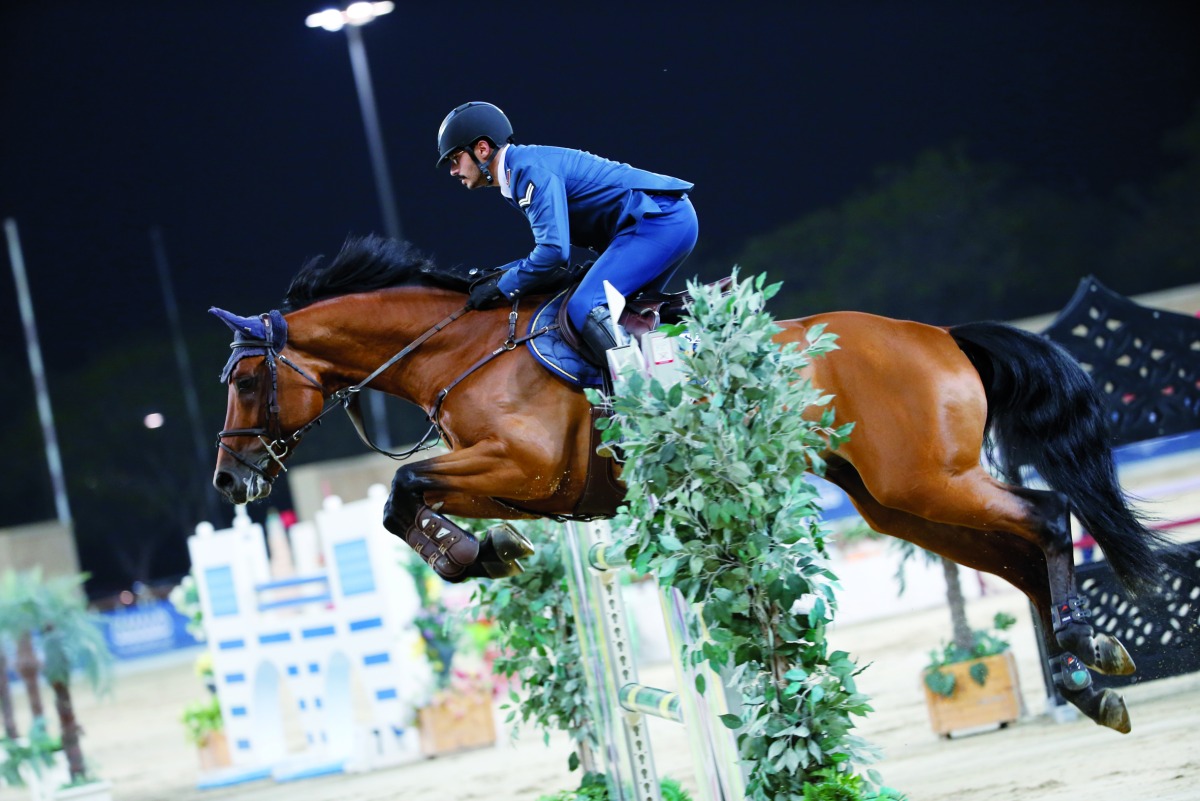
[181,695,229,770]
[0,575,24,742]
[471,521,599,776]
[840,533,1026,738]
[921,611,1022,737]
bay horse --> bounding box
[211,235,1169,735]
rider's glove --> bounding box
[467,273,510,310]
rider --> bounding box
[436,101,699,366]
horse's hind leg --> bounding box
[1012,485,1136,679]
[827,460,1133,732]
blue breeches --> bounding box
[565,193,699,332]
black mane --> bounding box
[282,234,472,311]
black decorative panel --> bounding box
[1078,541,1200,688]
[1041,276,1200,446]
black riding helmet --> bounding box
[436,101,513,183]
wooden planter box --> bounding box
[418,690,496,757]
[923,651,1022,737]
[197,730,232,771]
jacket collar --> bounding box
[496,144,513,198]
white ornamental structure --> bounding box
[187,484,431,783]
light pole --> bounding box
[149,226,223,524]
[5,218,72,527]
[307,1,400,449]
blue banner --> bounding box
[97,600,201,660]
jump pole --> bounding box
[562,517,746,801]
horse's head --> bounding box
[210,307,326,504]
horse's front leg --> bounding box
[381,441,545,583]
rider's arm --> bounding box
[494,169,572,299]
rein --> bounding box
[217,301,557,485]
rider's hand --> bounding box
[467,274,509,310]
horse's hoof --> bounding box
[488,523,535,562]
[1089,634,1136,676]
[1098,689,1131,734]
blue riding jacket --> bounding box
[492,144,694,300]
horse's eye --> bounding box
[235,376,256,393]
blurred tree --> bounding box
[1110,104,1200,289]
[729,144,1121,324]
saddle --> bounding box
[555,276,735,352]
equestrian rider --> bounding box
[436,101,700,366]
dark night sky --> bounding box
[1,2,1198,564]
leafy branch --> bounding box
[590,271,900,800]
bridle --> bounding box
[215,303,558,487]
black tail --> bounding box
[950,320,1169,596]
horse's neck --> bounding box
[286,289,507,405]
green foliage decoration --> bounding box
[167,573,206,643]
[0,717,60,787]
[180,696,224,746]
[588,271,901,800]
[922,612,1017,698]
[471,519,599,773]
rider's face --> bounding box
[447,143,489,189]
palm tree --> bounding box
[29,573,113,784]
[892,540,975,652]
[834,524,974,651]
[0,588,19,739]
[0,571,47,726]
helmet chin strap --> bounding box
[469,144,498,184]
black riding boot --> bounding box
[580,306,626,367]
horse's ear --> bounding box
[209,307,259,334]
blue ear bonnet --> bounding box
[209,307,289,383]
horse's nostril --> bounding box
[213,471,236,493]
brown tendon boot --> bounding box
[405,506,481,582]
